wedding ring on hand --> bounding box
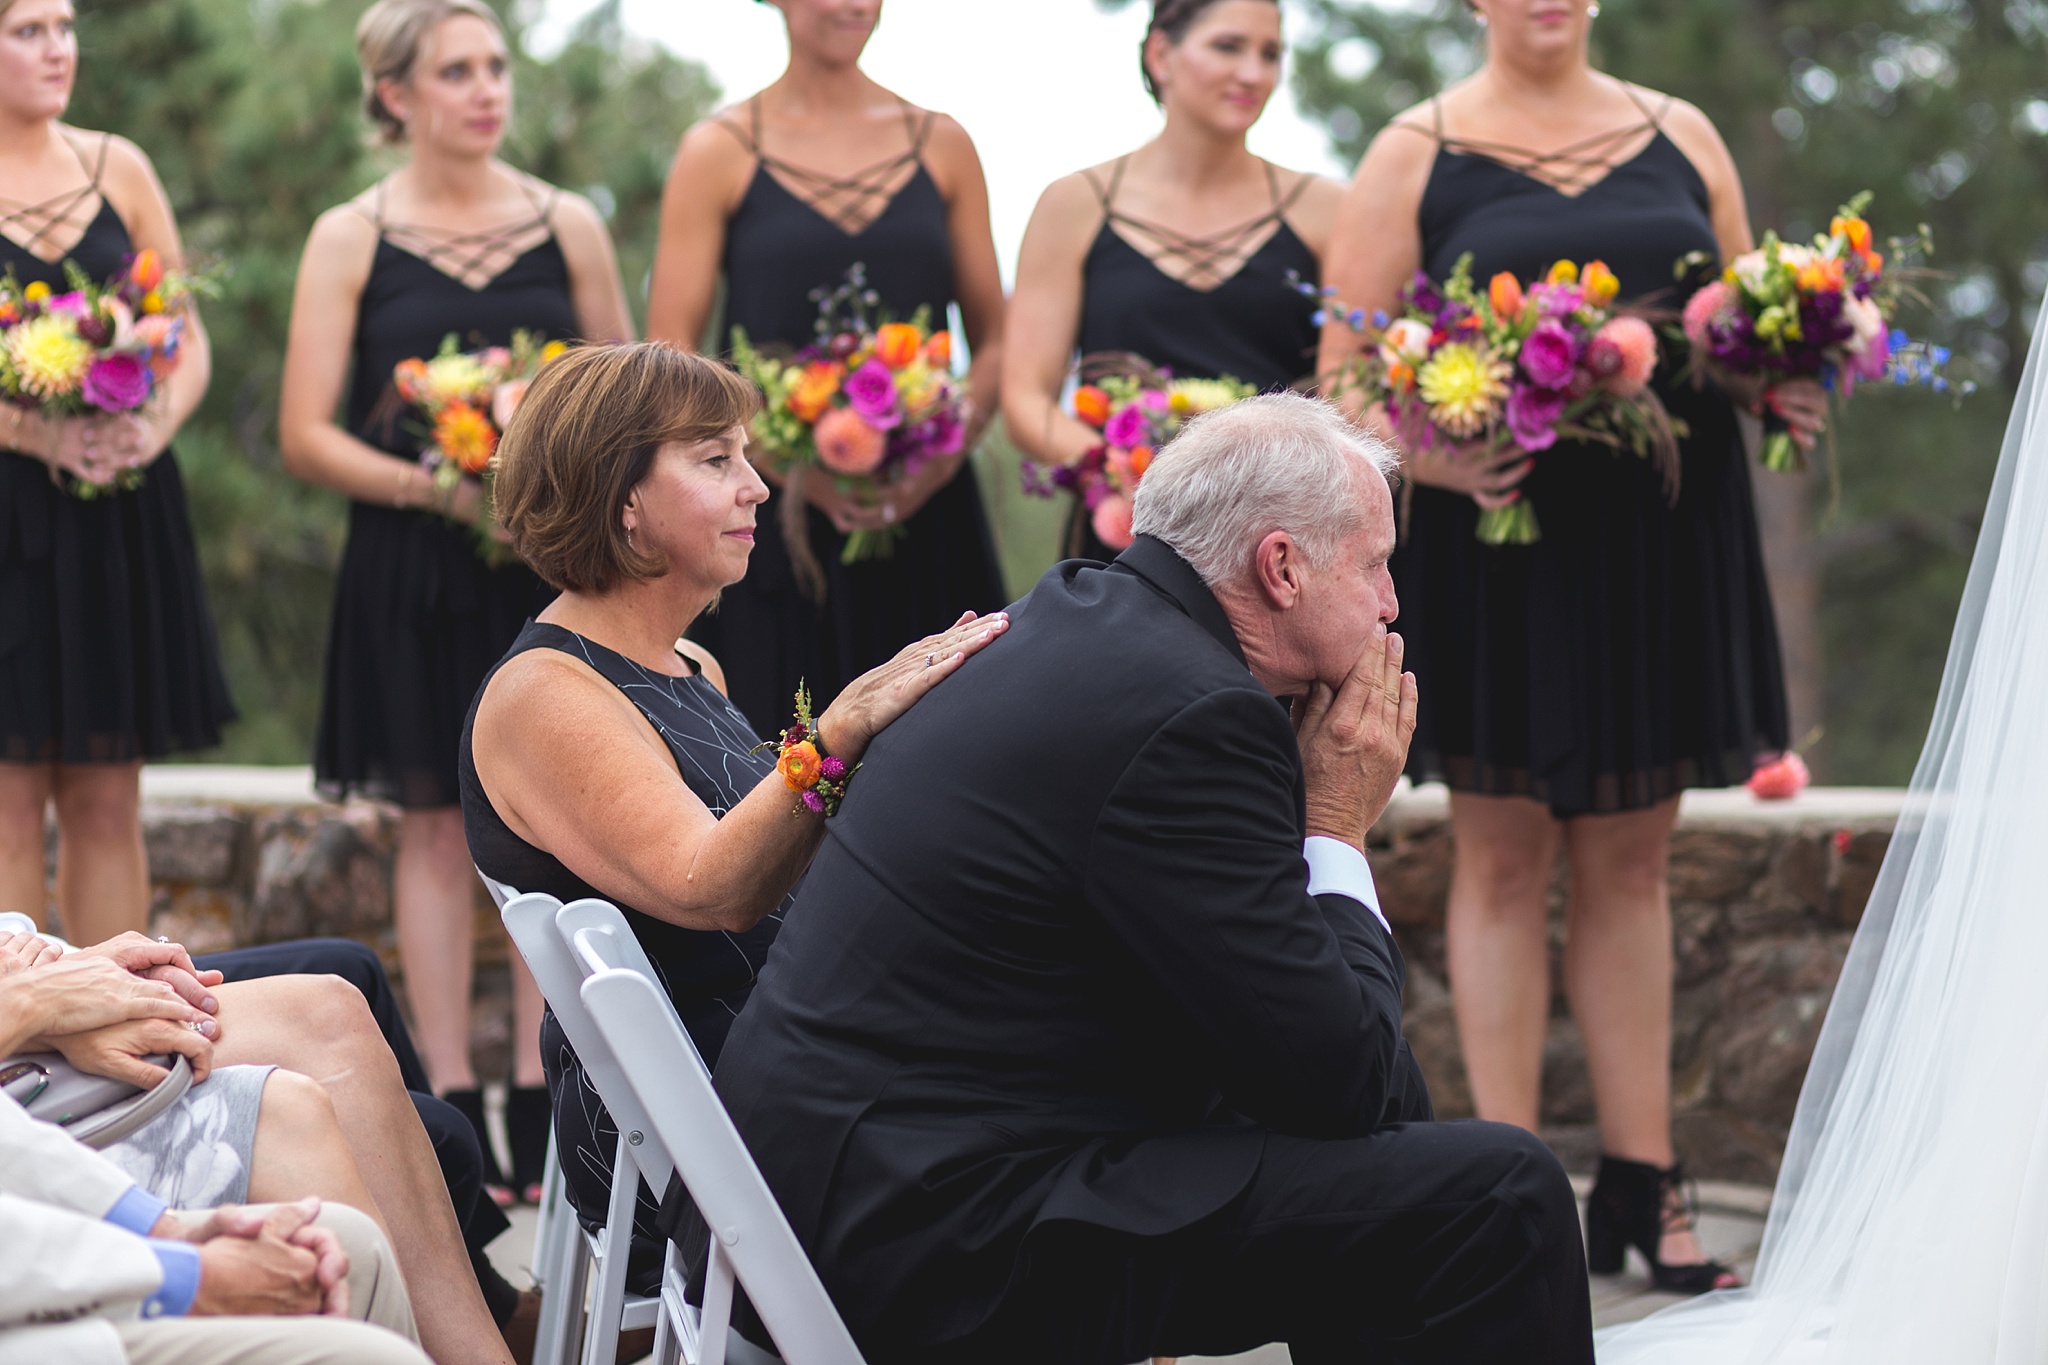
[925,654,935,668]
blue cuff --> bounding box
[142,1240,201,1318]
[103,1185,169,1237]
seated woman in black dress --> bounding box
[1004,0,1340,562]
[459,343,1006,1284]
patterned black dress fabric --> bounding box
[685,100,1005,739]
[0,140,235,763]
[1069,157,1322,561]
[459,619,785,1286]
[314,190,570,807]
[1398,103,1788,815]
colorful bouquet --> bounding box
[390,330,565,562]
[1021,355,1256,553]
[729,266,968,566]
[0,249,205,498]
[1314,256,1679,545]
[1681,193,1969,472]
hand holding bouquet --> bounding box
[390,329,565,563]
[1020,354,1255,553]
[0,249,207,498]
[729,266,968,571]
[1315,255,1679,545]
[1681,193,1970,472]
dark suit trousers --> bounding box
[907,1117,1593,1365]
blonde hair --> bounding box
[354,0,503,146]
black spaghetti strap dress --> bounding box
[684,100,1006,739]
[1068,157,1322,561]
[459,619,785,1288]
[0,145,235,763]
[314,190,571,807]
[1396,103,1788,815]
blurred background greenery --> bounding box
[65,0,2040,783]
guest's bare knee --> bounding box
[294,973,404,1084]
[257,1068,341,1146]
[50,765,141,843]
[1455,840,1556,914]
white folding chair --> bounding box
[501,891,667,1365]
[570,908,866,1365]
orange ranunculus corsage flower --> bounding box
[778,739,823,792]
[787,360,846,423]
[873,323,922,369]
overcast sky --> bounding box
[532,0,1354,283]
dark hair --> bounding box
[1142,0,1279,103]
[494,343,761,594]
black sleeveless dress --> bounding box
[0,149,235,764]
[1069,157,1322,561]
[684,101,1006,739]
[314,192,570,807]
[1398,108,1789,815]
[459,619,785,1286]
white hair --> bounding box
[1129,390,1398,588]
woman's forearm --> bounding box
[637,769,829,934]
[282,419,443,510]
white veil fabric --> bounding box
[1598,294,2048,1363]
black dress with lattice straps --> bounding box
[1067,155,1323,560]
[1395,91,1788,815]
[683,97,1006,739]
[0,134,236,763]
[313,182,572,807]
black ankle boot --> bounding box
[1585,1154,1741,1294]
[506,1085,553,1205]
[442,1087,513,1206]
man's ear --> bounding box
[1251,530,1303,610]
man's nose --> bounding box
[1378,569,1399,625]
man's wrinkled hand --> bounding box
[1293,624,1419,850]
[190,1201,327,1317]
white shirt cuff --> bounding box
[1303,836,1390,934]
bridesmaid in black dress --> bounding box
[0,0,233,943]
[1004,0,1339,562]
[278,0,632,1207]
[646,0,1007,739]
[1320,0,1826,1295]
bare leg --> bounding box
[1562,797,1713,1267]
[396,807,481,1093]
[0,761,53,925]
[245,1069,390,1240]
[210,974,514,1365]
[51,761,150,941]
[1444,792,1562,1131]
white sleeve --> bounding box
[0,1194,162,1329]
[1302,836,1390,935]
[0,1094,140,1220]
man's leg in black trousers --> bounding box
[197,938,431,1091]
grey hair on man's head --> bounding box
[1130,391,1398,589]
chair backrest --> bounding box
[572,918,867,1365]
[478,865,518,910]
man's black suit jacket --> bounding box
[714,536,1427,1350]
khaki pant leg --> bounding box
[113,1317,429,1365]
[309,1203,418,1344]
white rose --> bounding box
[1380,317,1433,366]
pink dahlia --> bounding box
[1091,492,1135,550]
[1588,316,1657,397]
[813,406,888,475]
[1683,280,1735,351]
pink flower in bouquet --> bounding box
[1747,751,1809,801]
[1092,492,1135,550]
[1529,282,1584,318]
[44,290,90,320]
[1103,404,1152,450]
[843,359,903,430]
[81,352,152,412]
[818,755,849,783]
[814,406,888,475]
[1587,316,1657,397]
[1520,320,1578,390]
[1843,295,1890,383]
[133,313,180,377]
[480,347,513,372]
[1683,280,1734,351]
[491,377,530,431]
[1505,384,1567,452]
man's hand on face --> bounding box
[1293,623,1419,850]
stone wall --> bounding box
[65,769,1899,1183]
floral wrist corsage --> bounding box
[766,683,857,817]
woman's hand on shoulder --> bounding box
[817,609,1010,761]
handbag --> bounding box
[0,1052,194,1149]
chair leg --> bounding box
[582,1136,641,1365]
[697,1242,734,1365]
[653,1243,686,1365]
[532,1142,586,1365]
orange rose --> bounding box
[1387,359,1415,391]
[778,740,822,791]
[1796,256,1845,293]
[129,248,163,293]
[787,360,846,423]
[873,323,922,369]
[1831,215,1872,255]
[1072,384,1111,428]
[434,402,498,474]
[1128,444,1153,480]
[813,406,888,475]
[1488,272,1524,319]
[1580,260,1620,307]
[922,331,952,369]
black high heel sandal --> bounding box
[506,1085,553,1206]
[1585,1154,1742,1295]
[442,1087,515,1209]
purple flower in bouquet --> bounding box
[843,359,903,429]
[1520,320,1578,390]
[81,352,152,412]
[1103,404,1153,450]
[800,790,827,814]
[1529,282,1585,318]
[818,755,849,783]
[43,291,90,320]
[1405,272,1444,316]
[1505,384,1567,452]
[916,405,965,457]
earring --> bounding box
[1474,11,1488,25]
[1587,1,1600,13]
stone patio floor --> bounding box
[482,1170,1771,1361]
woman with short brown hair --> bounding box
[462,340,1005,1289]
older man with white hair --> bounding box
[713,392,1594,1364]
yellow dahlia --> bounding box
[1415,342,1511,438]
[420,352,490,407]
[6,313,94,399]
[1166,377,1251,415]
